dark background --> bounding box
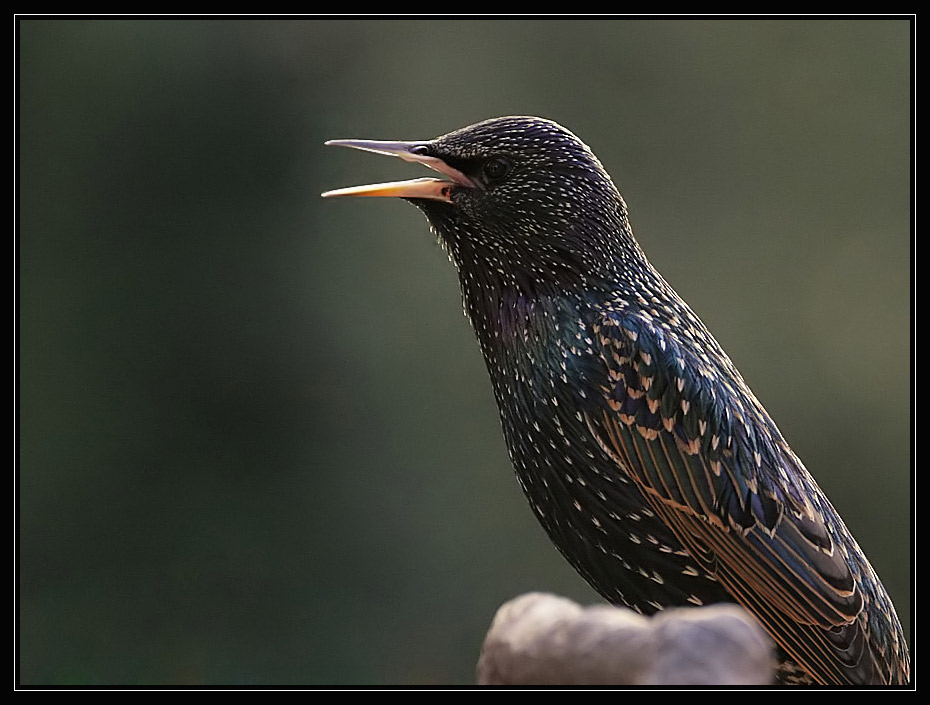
[19,18,911,685]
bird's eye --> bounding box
[482,156,511,182]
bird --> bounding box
[322,116,910,685]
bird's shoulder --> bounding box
[587,289,799,530]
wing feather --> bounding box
[586,306,894,683]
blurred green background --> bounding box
[19,18,911,685]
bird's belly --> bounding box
[496,394,732,613]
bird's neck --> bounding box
[457,265,601,389]
[452,230,651,364]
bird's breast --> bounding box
[475,291,624,504]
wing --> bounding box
[583,300,908,685]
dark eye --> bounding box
[482,156,511,182]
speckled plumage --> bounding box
[323,116,910,685]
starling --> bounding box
[322,116,909,685]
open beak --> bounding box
[321,139,475,203]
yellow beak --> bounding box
[321,139,475,203]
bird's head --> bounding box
[324,117,638,298]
